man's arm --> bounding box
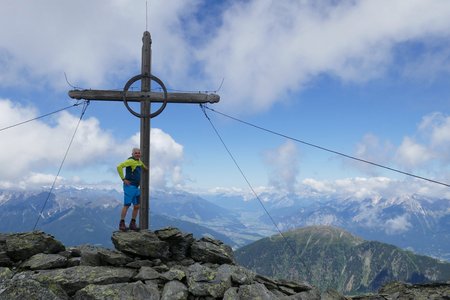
[140,160,149,171]
[117,160,129,180]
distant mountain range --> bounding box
[234,226,450,295]
[0,187,449,262]
[0,187,236,248]
[248,192,450,261]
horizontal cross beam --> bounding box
[68,89,220,104]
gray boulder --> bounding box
[191,236,235,264]
[237,283,279,299]
[255,274,281,290]
[0,235,12,267]
[161,280,188,300]
[186,262,232,298]
[134,266,161,281]
[72,244,133,267]
[20,265,136,295]
[155,227,194,261]
[67,257,81,267]
[277,278,315,294]
[0,234,6,249]
[284,288,322,300]
[112,230,169,259]
[98,247,134,266]
[223,287,239,299]
[0,278,69,300]
[21,253,67,270]
[160,266,186,281]
[377,281,450,300]
[126,259,154,269]
[321,289,348,300]
[0,252,12,267]
[0,267,12,283]
[72,245,102,266]
[74,281,160,300]
[5,231,65,261]
[218,264,256,285]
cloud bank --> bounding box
[0,99,184,190]
[264,140,300,193]
[199,0,450,112]
[1,1,450,112]
[352,112,450,179]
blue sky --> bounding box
[0,0,449,199]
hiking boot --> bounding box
[119,220,126,231]
[129,219,138,231]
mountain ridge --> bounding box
[234,225,450,294]
[255,193,450,261]
[0,188,237,248]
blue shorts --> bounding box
[123,184,140,206]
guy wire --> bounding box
[199,104,305,267]
[33,100,90,230]
[0,102,84,132]
[202,106,450,189]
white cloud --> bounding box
[25,173,60,185]
[0,99,185,189]
[352,112,450,179]
[395,137,432,169]
[149,128,185,188]
[0,100,118,179]
[0,0,198,90]
[334,177,394,199]
[202,186,246,197]
[199,0,450,112]
[384,214,412,235]
[263,140,299,192]
[2,1,450,112]
[302,176,397,200]
[301,178,336,195]
[418,112,450,162]
[300,175,450,200]
[352,133,395,175]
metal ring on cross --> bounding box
[123,74,168,118]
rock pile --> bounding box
[0,229,448,299]
[351,281,450,300]
[0,229,318,299]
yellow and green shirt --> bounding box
[117,157,147,187]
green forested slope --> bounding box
[235,226,450,294]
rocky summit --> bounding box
[0,229,449,300]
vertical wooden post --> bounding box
[140,31,151,230]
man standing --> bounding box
[117,147,148,231]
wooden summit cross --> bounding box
[68,31,220,230]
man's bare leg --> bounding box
[131,204,140,220]
[121,206,130,220]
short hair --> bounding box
[132,148,141,154]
